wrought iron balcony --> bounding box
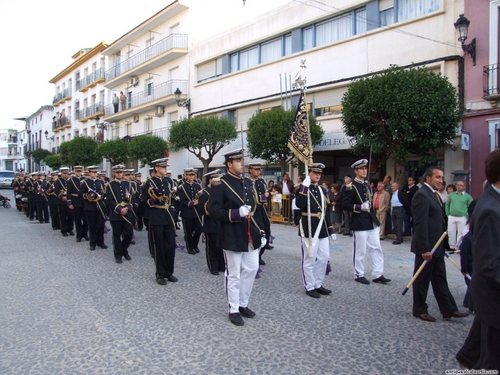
[52,115,72,131]
[103,79,187,122]
[76,102,104,122]
[52,87,72,106]
[483,63,500,99]
[76,68,106,92]
[104,33,188,88]
[130,126,171,140]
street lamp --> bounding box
[44,130,54,142]
[454,14,476,66]
[174,88,191,117]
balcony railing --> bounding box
[52,87,72,105]
[76,68,106,91]
[104,80,187,116]
[77,102,104,121]
[52,115,72,130]
[131,126,171,140]
[52,146,60,154]
[105,34,188,81]
[484,63,500,98]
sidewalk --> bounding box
[0,188,472,375]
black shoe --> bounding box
[156,277,167,285]
[343,232,350,236]
[53,227,58,230]
[392,241,402,245]
[239,306,256,318]
[263,244,274,250]
[259,258,266,265]
[89,245,96,251]
[210,270,219,275]
[130,240,136,245]
[62,232,69,237]
[229,313,244,326]
[306,289,321,298]
[124,254,132,261]
[349,233,353,237]
[355,277,370,285]
[373,275,391,284]
[194,247,200,253]
[69,231,75,236]
[76,237,82,243]
[315,286,332,295]
[166,275,178,282]
[115,258,123,264]
[84,236,90,241]
[98,243,108,249]
[187,249,196,254]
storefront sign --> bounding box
[313,133,352,151]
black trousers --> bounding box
[72,206,88,239]
[58,204,74,234]
[151,224,176,278]
[49,203,60,229]
[85,210,105,247]
[28,195,36,219]
[205,232,225,272]
[136,203,145,230]
[36,201,49,223]
[110,220,133,259]
[392,206,405,242]
[182,217,202,251]
[412,255,458,315]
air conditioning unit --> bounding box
[133,115,139,123]
[131,77,139,86]
[155,106,165,117]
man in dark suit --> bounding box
[403,176,418,236]
[208,149,265,326]
[411,166,469,322]
[80,166,107,251]
[178,168,203,254]
[67,166,88,242]
[342,159,390,285]
[457,149,500,370]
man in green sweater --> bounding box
[445,181,473,250]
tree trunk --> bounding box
[280,159,287,178]
[394,162,406,187]
[202,160,209,186]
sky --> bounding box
[0,0,291,130]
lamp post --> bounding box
[174,88,191,118]
[454,14,476,66]
[44,130,54,142]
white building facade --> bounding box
[189,0,465,184]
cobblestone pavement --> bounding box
[0,188,472,375]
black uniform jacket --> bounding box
[105,179,135,223]
[79,178,106,213]
[54,177,69,205]
[141,176,176,226]
[197,186,219,234]
[178,181,202,219]
[34,179,49,202]
[342,178,380,231]
[208,172,263,252]
[67,176,84,208]
[296,183,334,238]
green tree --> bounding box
[341,65,462,183]
[246,107,324,175]
[31,148,52,166]
[44,155,63,170]
[59,136,101,166]
[128,135,168,168]
[96,139,129,166]
[169,116,238,176]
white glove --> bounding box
[172,186,177,192]
[239,205,251,217]
[302,176,311,187]
[361,201,370,211]
[260,237,267,248]
[330,233,337,241]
